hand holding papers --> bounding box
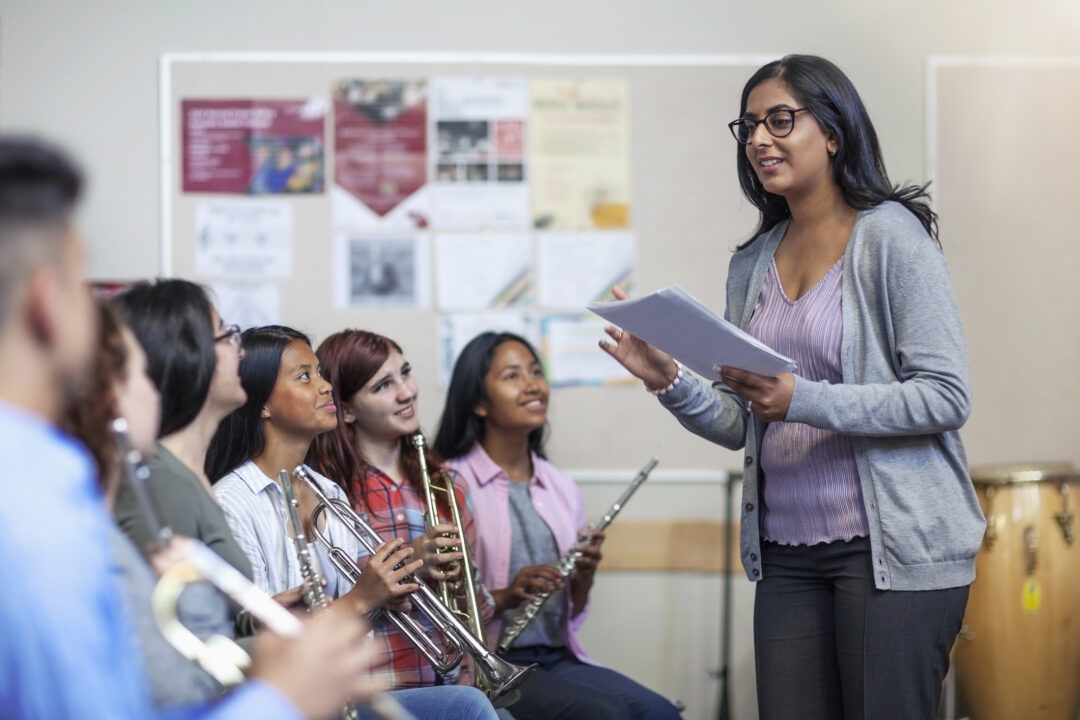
[588,285,796,379]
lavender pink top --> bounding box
[745,257,870,546]
[445,443,595,664]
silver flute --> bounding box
[496,457,659,654]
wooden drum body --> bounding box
[956,463,1080,720]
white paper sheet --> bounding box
[434,232,532,310]
[209,282,282,329]
[194,199,293,278]
[541,314,632,387]
[587,285,796,378]
[437,310,537,388]
[538,231,635,309]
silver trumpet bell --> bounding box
[293,466,534,707]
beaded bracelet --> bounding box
[647,360,683,396]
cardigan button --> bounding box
[744,456,753,467]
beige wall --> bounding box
[3,3,1079,719]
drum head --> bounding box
[970,462,1078,485]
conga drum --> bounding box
[956,463,1080,720]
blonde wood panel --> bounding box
[599,519,742,573]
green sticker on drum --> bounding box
[1022,579,1042,613]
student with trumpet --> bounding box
[434,331,681,720]
[206,324,498,720]
[306,328,501,692]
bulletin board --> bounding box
[160,52,771,473]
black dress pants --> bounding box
[754,537,969,720]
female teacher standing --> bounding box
[602,54,984,720]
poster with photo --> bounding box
[434,232,532,311]
[332,233,432,309]
[437,310,537,388]
[333,79,430,229]
[431,76,530,228]
[530,79,631,231]
[182,98,326,194]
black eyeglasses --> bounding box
[728,107,811,144]
[214,324,242,348]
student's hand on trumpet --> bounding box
[411,522,465,582]
[347,536,422,614]
[492,564,566,612]
[599,286,680,390]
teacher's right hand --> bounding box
[599,286,680,391]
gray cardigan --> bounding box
[660,201,985,591]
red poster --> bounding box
[334,80,428,218]
[182,99,326,194]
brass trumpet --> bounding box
[293,465,534,707]
[413,433,485,645]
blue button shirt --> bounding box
[0,402,301,720]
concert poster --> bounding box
[332,79,430,229]
[529,79,631,231]
[181,98,327,194]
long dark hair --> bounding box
[112,279,216,437]
[205,325,310,482]
[735,54,938,248]
[433,331,547,462]
[306,329,444,513]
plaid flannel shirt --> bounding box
[352,464,495,689]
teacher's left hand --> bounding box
[718,367,794,422]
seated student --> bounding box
[433,332,682,720]
[0,134,379,720]
[207,325,499,720]
[306,329,500,693]
[61,300,224,708]
[111,279,260,622]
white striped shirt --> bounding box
[213,461,366,599]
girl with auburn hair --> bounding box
[433,331,681,720]
[602,54,981,720]
[306,329,496,693]
[209,325,498,720]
